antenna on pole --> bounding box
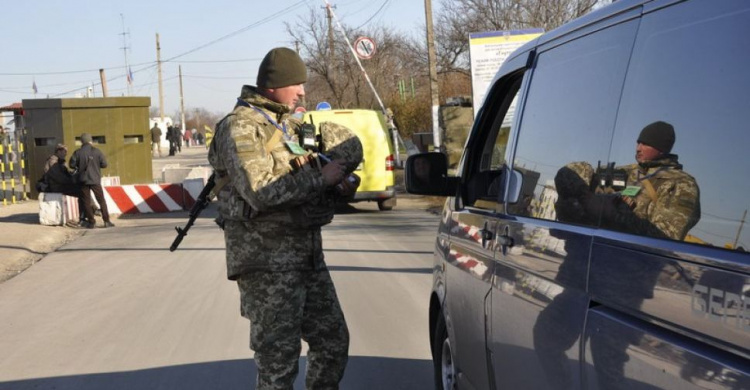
[120,14,132,96]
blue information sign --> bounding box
[316,101,332,111]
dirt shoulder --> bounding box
[0,200,85,283]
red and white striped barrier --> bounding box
[103,184,197,215]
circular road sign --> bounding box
[354,36,377,60]
[316,101,332,111]
[294,106,307,114]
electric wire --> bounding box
[3,1,309,97]
[353,0,392,30]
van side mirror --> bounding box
[506,167,524,203]
[405,152,457,196]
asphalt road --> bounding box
[0,192,440,389]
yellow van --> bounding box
[303,109,397,210]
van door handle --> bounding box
[497,225,514,248]
[497,234,514,248]
[481,222,494,248]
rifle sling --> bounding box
[641,178,658,203]
[265,128,284,154]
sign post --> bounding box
[353,36,377,60]
[469,29,544,118]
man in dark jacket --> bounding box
[69,133,114,228]
[166,125,176,156]
[150,123,162,157]
[42,144,86,222]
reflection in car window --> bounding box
[489,93,518,171]
[464,76,522,209]
[510,20,639,222]
[609,0,750,250]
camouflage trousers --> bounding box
[237,269,349,390]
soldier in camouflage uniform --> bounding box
[583,121,701,240]
[208,47,360,389]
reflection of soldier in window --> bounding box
[585,121,701,240]
[533,162,595,390]
[534,123,702,390]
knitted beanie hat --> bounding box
[256,47,307,89]
[637,121,675,153]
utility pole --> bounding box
[156,33,164,121]
[294,42,307,108]
[179,65,186,134]
[424,0,441,150]
[733,209,747,249]
[120,14,132,96]
[325,3,336,94]
[99,69,109,97]
[326,4,335,60]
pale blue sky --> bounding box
[1,0,428,119]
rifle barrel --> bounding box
[169,173,216,252]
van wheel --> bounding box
[378,198,396,211]
[433,313,456,390]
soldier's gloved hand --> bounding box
[321,159,346,187]
[336,173,361,197]
[583,192,620,220]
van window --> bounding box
[463,74,523,210]
[608,0,750,250]
[510,20,639,223]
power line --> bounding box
[169,58,263,64]
[0,61,155,76]
[1,1,305,78]
[702,211,745,223]
[2,1,310,98]
[183,75,249,80]
[163,0,310,63]
[354,0,392,30]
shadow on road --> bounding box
[0,356,433,390]
[0,213,38,224]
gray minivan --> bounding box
[406,0,749,389]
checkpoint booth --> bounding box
[22,97,152,225]
[23,96,153,199]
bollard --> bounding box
[0,134,29,205]
[8,143,16,204]
[0,139,6,206]
[18,141,27,201]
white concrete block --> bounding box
[39,193,65,226]
[39,193,80,226]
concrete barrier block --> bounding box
[185,166,212,181]
[39,193,80,226]
[162,167,193,184]
[39,193,65,226]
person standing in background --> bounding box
[70,133,114,229]
[150,123,162,157]
[42,144,86,224]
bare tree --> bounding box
[181,107,222,134]
[284,1,603,135]
[434,0,603,75]
[286,7,417,110]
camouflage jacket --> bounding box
[605,155,701,241]
[208,85,328,278]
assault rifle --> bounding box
[170,173,216,252]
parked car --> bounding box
[303,109,397,211]
[406,0,749,389]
